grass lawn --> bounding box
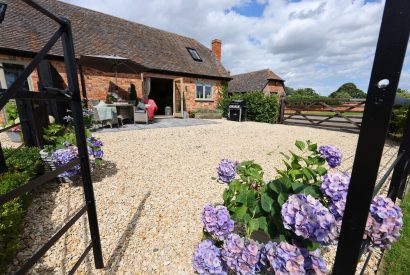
[382,191,410,274]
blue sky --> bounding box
[63,0,409,95]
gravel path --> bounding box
[3,120,398,274]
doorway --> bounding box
[149,77,173,115]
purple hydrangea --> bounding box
[265,242,305,274]
[94,150,104,159]
[87,136,104,147]
[256,241,276,272]
[221,234,260,275]
[87,146,94,156]
[217,159,238,183]
[321,173,350,202]
[51,146,80,177]
[329,199,346,224]
[281,194,338,245]
[202,204,234,241]
[319,145,343,168]
[192,240,227,275]
[364,196,403,249]
[301,248,327,275]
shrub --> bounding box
[218,91,280,123]
[0,172,31,274]
[4,102,18,124]
[3,147,43,177]
[389,106,409,139]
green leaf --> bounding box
[278,193,288,206]
[246,191,258,208]
[243,213,251,224]
[295,140,306,151]
[308,143,318,152]
[261,193,274,212]
[248,219,260,233]
[316,166,328,176]
[280,152,290,160]
[291,181,305,193]
[257,217,268,232]
[301,185,322,199]
[268,178,291,194]
[302,168,313,180]
[233,205,248,219]
[236,191,248,204]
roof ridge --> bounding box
[231,68,271,77]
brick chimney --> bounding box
[212,39,222,62]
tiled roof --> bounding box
[228,69,284,93]
[0,0,230,79]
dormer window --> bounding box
[187,47,202,62]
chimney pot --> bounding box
[212,39,222,62]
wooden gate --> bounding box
[281,98,365,131]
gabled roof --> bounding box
[0,0,230,79]
[228,69,284,93]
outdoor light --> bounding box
[0,3,7,24]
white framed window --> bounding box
[196,82,213,100]
[0,61,34,91]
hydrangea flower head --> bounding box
[94,150,104,159]
[217,159,238,183]
[192,240,227,275]
[365,196,403,249]
[319,145,343,168]
[202,204,234,240]
[221,234,260,275]
[281,194,338,245]
[51,146,80,177]
[265,242,305,274]
[301,248,327,274]
[321,172,350,202]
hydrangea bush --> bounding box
[192,140,403,275]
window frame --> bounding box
[187,47,203,62]
[0,60,34,91]
[195,81,213,101]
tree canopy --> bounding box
[286,87,320,97]
[329,83,366,98]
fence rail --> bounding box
[281,98,365,131]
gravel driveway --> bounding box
[4,120,398,274]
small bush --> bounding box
[220,92,280,123]
[4,102,18,124]
[0,172,31,274]
[3,147,43,177]
[389,106,409,139]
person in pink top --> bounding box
[144,99,158,122]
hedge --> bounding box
[218,92,280,123]
[0,147,42,273]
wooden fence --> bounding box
[280,97,366,131]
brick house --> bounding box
[227,69,285,96]
[0,0,231,121]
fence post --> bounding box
[332,0,410,274]
[388,107,410,201]
[60,19,104,269]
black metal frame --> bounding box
[333,0,410,274]
[0,0,103,273]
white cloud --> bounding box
[62,0,409,95]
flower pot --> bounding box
[39,149,70,183]
[6,132,22,143]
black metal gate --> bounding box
[333,0,410,273]
[0,0,104,273]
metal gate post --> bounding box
[60,19,104,269]
[388,108,410,201]
[332,0,410,274]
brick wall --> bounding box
[263,80,286,97]
[182,77,221,112]
[0,54,222,123]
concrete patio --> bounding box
[96,118,220,132]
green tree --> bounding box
[329,83,366,98]
[285,86,295,96]
[289,88,320,97]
